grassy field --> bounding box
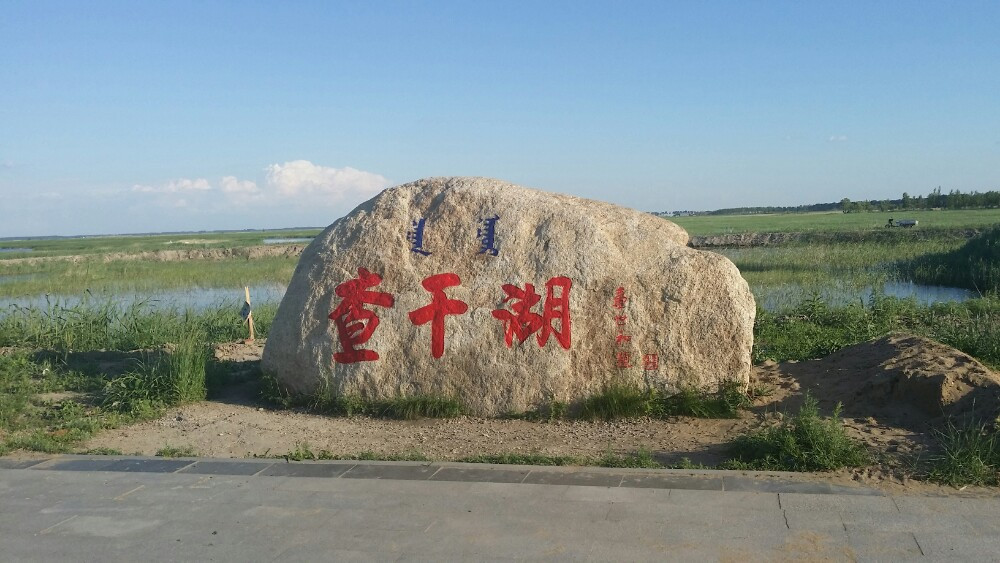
[0,255,298,298]
[0,228,320,259]
[668,208,1000,236]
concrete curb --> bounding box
[1,454,883,496]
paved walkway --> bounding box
[2,455,999,561]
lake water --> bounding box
[0,248,32,253]
[0,280,976,315]
[262,238,312,244]
[755,280,977,312]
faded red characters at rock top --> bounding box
[328,270,573,362]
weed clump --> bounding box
[156,444,198,458]
[597,448,661,468]
[261,376,464,420]
[926,419,1000,487]
[279,442,430,462]
[102,331,209,415]
[722,394,870,471]
[581,382,753,421]
[581,384,656,420]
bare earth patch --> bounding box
[83,335,1000,496]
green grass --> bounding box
[905,226,1000,294]
[926,420,1000,487]
[0,299,276,350]
[754,294,1000,369]
[260,374,464,420]
[0,350,162,454]
[719,237,966,292]
[668,208,1000,236]
[101,333,209,415]
[277,442,431,462]
[82,447,124,455]
[0,228,319,259]
[722,395,870,472]
[156,444,198,458]
[580,382,753,422]
[580,383,658,420]
[0,256,298,297]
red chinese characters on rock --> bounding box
[492,276,572,349]
[643,353,659,371]
[408,273,469,359]
[492,283,542,346]
[328,268,395,363]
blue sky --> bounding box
[2,1,998,237]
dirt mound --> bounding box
[756,334,1000,428]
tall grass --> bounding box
[0,228,320,258]
[754,293,1000,369]
[101,330,210,415]
[0,256,297,297]
[926,419,1000,487]
[904,226,1000,294]
[0,298,276,350]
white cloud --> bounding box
[827,135,848,142]
[1,159,13,170]
[123,161,391,229]
[132,178,212,194]
[264,160,390,201]
[220,176,261,196]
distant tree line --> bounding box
[839,187,1000,213]
[658,187,1000,216]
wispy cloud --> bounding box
[125,160,392,222]
[132,178,212,194]
[827,135,848,142]
[0,159,13,170]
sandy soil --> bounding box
[80,335,1000,496]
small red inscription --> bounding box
[613,286,628,309]
[643,353,659,371]
[409,273,469,359]
[329,267,395,363]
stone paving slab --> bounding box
[260,461,354,478]
[430,466,531,484]
[620,473,723,490]
[521,470,624,487]
[340,463,440,481]
[2,462,1000,562]
[0,458,45,469]
[177,460,274,476]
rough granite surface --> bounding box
[262,177,755,415]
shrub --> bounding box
[926,419,1000,487]
[723,394,870,471]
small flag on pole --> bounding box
[242,286,255,341]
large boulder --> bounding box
[262,177,755,416]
